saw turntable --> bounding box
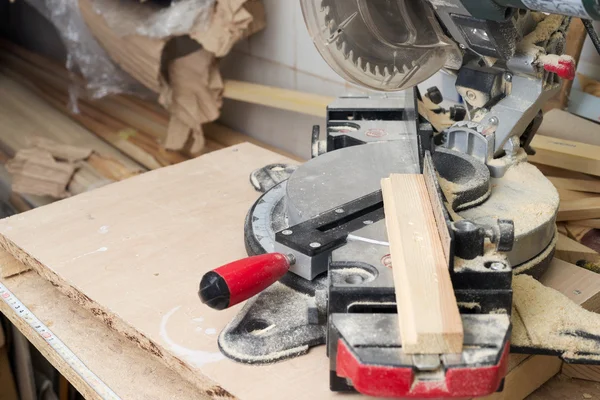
[199,1,600,398]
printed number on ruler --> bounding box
[0,282,121,400]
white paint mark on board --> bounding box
[192,317,204,323]
[98,225,110,234]
[71,247,108,261]
[160,307,225,368]
[204,328,217,335]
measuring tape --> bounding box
[0,282,121,400]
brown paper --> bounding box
[190,0,264,57]
[160,50,223,150]
[78,0,264,153]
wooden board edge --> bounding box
[477,355,562,400]
[0,273,104,400]
[0,237,230,398]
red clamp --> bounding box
[541,55,576,80]
[336,340,510,399]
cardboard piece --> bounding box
[78,0,265,151]
[6,148,75,199]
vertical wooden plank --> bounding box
[543,18,586,112]
[381,174,463,354]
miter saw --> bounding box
[199,1,600,398]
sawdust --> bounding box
[454,252,507,273]
[512,274,600,354]
[510,306,530,348]
[330,267,376,285]
[564,352,600,362]
[521,14,565,48]
[531,12,546,24]
[217,282,325,364]
[438,176,459,207]
[538,54,575,68]
[457,302,481,312]
[460,162,558,238]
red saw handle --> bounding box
[199,253,291,310]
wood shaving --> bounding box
[512,274,600,355]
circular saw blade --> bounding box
[301,0,456,91]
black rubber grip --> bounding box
[198,271,230,310]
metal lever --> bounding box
[199,253,294,310]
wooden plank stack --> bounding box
[528,110,600,275]
[0,41,307,205]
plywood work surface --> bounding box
[0,143,340,399]
[0,267,206,400]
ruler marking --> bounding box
[0,282,121,400]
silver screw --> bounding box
[363,220,374,225]
[335,208,344,214]
[310,242,322,248]
[505,73,513,82]
[282,230,293,236]
[286,254,296,265]
[490,262,505,271]
[489,116,499,126]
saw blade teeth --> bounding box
[382,66,391,78]
[345,49,353,61]
[319,0,414,81]
[356,56,364,71]
[374,65,381,77]
[326,17,335,31]
[367,61,377,75]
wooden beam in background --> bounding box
[530,135,600,177]
[549,177,600,193]
[223,80,333,118]
[558,197,600,222]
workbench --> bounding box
[1,270,599,400]
[1,143,600,400]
